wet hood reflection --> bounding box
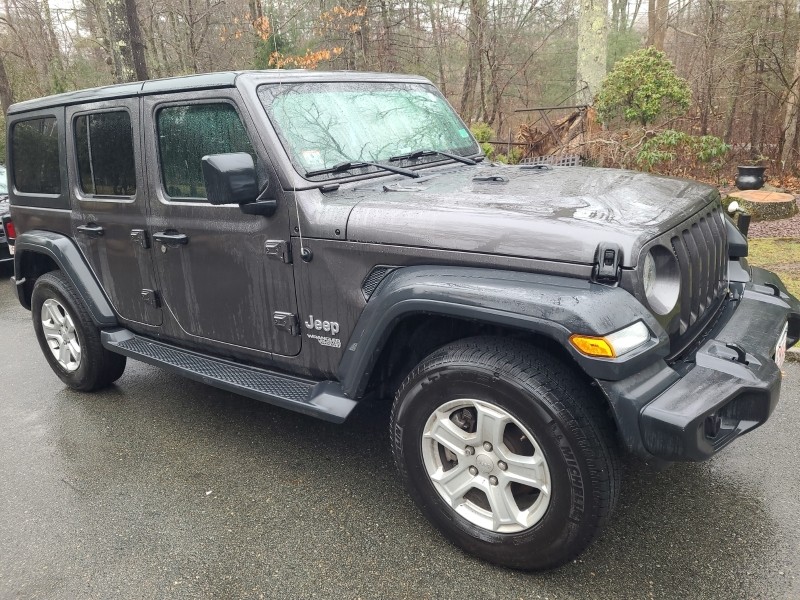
[343,164,718,267]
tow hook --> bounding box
[704,414,722,438]
[725,343,749,365]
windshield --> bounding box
[0,165,7,195]
[258,82,479,179]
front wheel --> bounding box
[390,337,620,570]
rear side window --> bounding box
[12,117,61,194]
[75,111,136,196]
[157,103,256,199]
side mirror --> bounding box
[201,152,259,206]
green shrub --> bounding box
[637,130,730,173]
[596,48,691,127]
[470,122,494,142]
[470,122,496,158]
[495,147,523,165]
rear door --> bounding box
[67,99,162,326]
[142,89,300,356]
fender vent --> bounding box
[361,265,398,300]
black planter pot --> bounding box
[735,165,767,191]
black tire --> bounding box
[390,336,620,570]
[31,270,126,391]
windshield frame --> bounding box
[257,81,481,183]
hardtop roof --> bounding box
[7,70,431,115]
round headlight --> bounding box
[643,245,680,315]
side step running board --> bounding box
[101,328,357,423]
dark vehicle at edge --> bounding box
[0,165,12,266]
[5,70,800,571]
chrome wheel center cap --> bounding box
[476,454,494,473]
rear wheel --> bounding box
[390,337,620,570]
[31,271,126,391]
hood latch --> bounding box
[593,242,622,285]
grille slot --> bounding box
[669,206,728,336]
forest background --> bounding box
[2,0,800,178]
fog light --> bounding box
[569,321,651,359]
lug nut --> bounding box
[465,446,475,456]
[489,476,498,486]
[469,466,478,476]
[498,461,507,471]
[483,442,493,452]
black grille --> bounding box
[362,266,398,299]
[669,205,728,336]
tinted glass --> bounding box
[258,82,479,178]
[157,103,255,199]
[12,117,61,194]
[75,111,136,196]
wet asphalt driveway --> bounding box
[0,274,798,600]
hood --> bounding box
[343,165,718,267]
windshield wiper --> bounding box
[306,160,419,179]
[389,149,477,166]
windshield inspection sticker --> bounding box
[458,128,470,138]
[301,149,325,169]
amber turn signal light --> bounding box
[569,322,651,359]
[569,335,616,358]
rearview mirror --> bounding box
[201,152,259,206]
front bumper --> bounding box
[600,265,800,462]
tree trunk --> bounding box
[654,0,668,50]
[124,0,149,80]
[723,60,747,143]
[647,0,667,50]
[780,34,800,169]
[106,0,136,82]
[0,55,14,114]
[460,0,484,120]
[41,0,66,92]
[576,0,608,101]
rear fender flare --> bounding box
[13,230,117,327]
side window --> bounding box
[12,117,61,195]
[157,103,256,200]
[75,111,136,197]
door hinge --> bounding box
[592,242,622,285]
[131,229,150,249]
[265,240,292,263]
[141,289,161,308]
[273,311,299,335]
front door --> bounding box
[142,90,300,356]
[67,99,162,327]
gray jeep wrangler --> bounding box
[7,71,800,570]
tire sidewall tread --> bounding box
[390,336,620,570]
[31,270,125,392]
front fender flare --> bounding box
[337,266,668,398]
[14,230,118,327]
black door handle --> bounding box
[77,223,104,238]
[152,231,189,245]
